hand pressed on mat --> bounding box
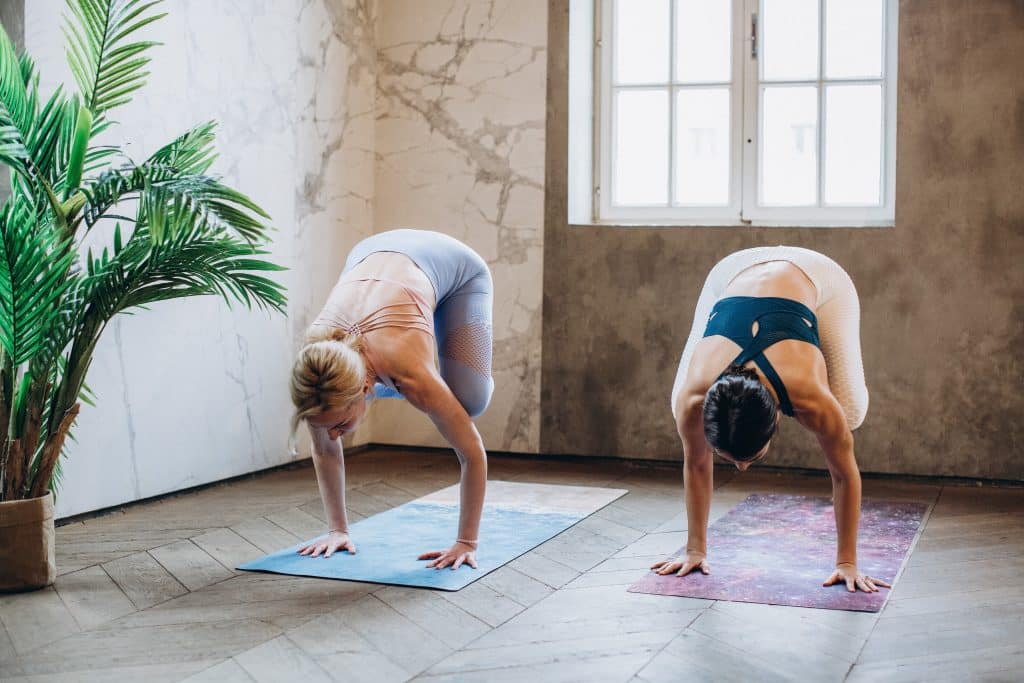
[297,530,356,558]
[823,562,891,593]
[651,549,710,576]
[419,540,478,570]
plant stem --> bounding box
[63,106,92,201]
[29,403,79,499]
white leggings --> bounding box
[670,246,869,430]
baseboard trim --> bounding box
[55,444,373,526]
[57,442,1020,526]
[355,442,1024,488]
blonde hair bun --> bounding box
[289,328,367,433]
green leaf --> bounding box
[0,23,30,177]
[79,159,276,246]
[81,217,287,322]
[63,0,166,116]
[0,203,77,366]
[147,121,218,176]
[62,105,92,199]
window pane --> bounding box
[675,88,730,205]
[762,0,819,81]
[825,0,883,79]
[675,0,731,83]
[761,86,818,206]
[614,0,670,84]
[824,84,882,205]
[614,89,669,205]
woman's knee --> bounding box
[459,376,494,418]
[442,360,493,418]
[846,394,869,431]
[463,383,493,418]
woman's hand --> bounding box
[651,549,710,576]
[297,530,356,558]
[418,541,478,570]
[823,562,891,592]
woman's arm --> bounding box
[653,394,713,576]
[800,388,889,592]
[681,395,714,556]
[813,398,860,566]
[309,425,350,531]
[402,368,488,569]
[296,424,356,557]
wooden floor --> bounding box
[2,448,1022,682]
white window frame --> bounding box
[589,0,898,227]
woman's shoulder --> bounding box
[369,326,436,377]
[675,375,710,425]
[786,356,840,424]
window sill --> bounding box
[570,218,895,229]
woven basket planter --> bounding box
[0,492,55,592]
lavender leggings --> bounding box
[343,229,494,418]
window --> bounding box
[580,0,897,226]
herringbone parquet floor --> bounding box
[2,448,1022,682]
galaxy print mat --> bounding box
[239,481,626,591]
[629,494,928,612]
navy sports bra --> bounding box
[702,296,821,417]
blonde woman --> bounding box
[291,229,493,570]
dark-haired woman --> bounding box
[654,246,888,594]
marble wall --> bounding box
[370,0,548,453]
[23,0,379,517]
[16,0,547,517]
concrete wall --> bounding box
[0,0,20,45]
[0,0,22,204]
[541,0,1024,480]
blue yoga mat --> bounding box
[238,481,627,590]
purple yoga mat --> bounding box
[628,494,928,612]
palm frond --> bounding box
[120,243,288,313]
[62,104,92,198]
[58,102,118,181]
[0,123,28,176]
[24,87,70,182]
[0,203,77,366]
[63,0,166,115]
[14,51,80,189]
[1,35,86,201]
[147,121,218,176]
[0,27,30,133]
[34,283,86,373]
[0,24,30,177]
[142,175,271,244]
[78,159,272,244]
[83,217,286,319]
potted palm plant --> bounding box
[0,0,286,591]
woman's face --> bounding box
[308,391,371,440]
[714,440,772,471]
[710,410,780,470]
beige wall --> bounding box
[541,0,1024,480]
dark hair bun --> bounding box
[703,365,779,461]
[723,363,759,382]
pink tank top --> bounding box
[311,277,434,392]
